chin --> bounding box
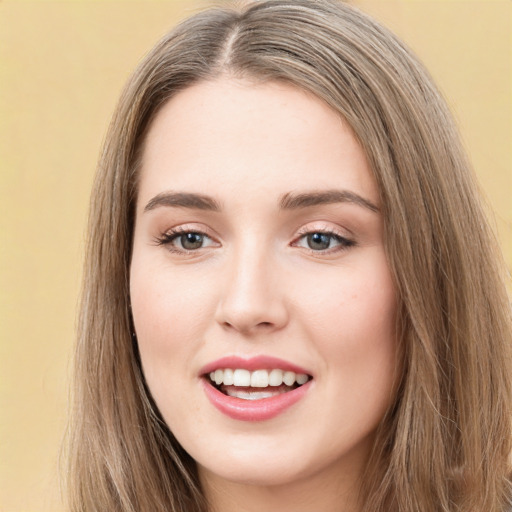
[197,456,310,487]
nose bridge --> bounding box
[216,236,288,334]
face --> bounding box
[130,78,398,492]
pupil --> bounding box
[308,232,330,250]
[181,233,203,250]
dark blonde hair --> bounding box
[67,1,512,510]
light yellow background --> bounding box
[0,1,510,511]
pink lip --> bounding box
[199,355,311,376]
[200,355,313,422]
[202,378,312,422]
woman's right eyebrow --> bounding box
[143,192,222,212]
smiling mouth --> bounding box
[206,368,312,400]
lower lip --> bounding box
[201,379,312,421]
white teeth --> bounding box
[207,368,310,388]
[268,369,283,386]
[283,371,296,386]
[225,388,284,400]
[223,368,234,385]
[233,369,251,386]
[296,373,309,385]
[251,369,269,387]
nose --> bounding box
[215,246,289,335]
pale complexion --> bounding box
[130,78,398,512]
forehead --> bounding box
[138,78,378,208]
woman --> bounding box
[67,1,512,510]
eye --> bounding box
[175,232,207,250]
[293,230,355,252]
[155,228,218,253]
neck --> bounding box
[199,462,363,512]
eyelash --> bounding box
[153,226,218,255]
[292,227,356,254]
[154,226,356,255]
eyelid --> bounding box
[161,222,219,238]
[294,222,352,239]
[291,223,356,254]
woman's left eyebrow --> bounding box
[279,190,379,213]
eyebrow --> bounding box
[143,189,379,214]
[279,190,379,213]
[144,192,222,212]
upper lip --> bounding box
[199,355,312,377]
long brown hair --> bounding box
[67,1,512,510]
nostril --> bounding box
[221,320,274,332]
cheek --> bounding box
[131,252,212,334]
[294,256,398,393]
[129,265,208,419]
[129,255,214,385]
[296,260,396,343]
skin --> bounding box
[130,78,398,512]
